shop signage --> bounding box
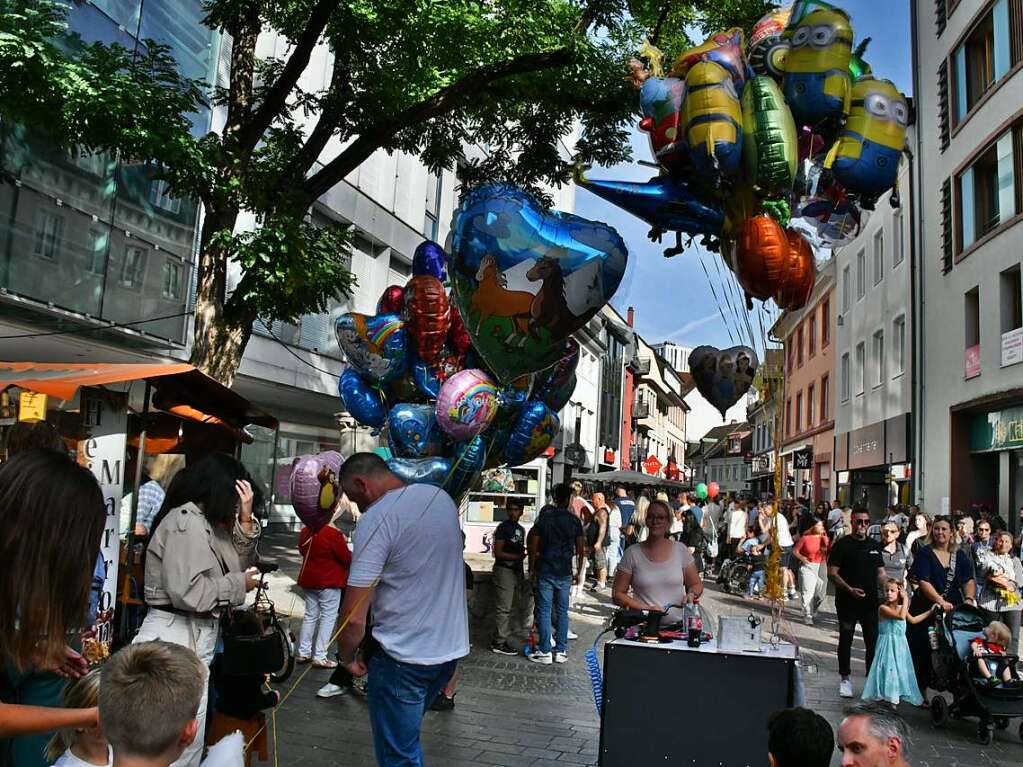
[643,455,663,475]
[1002,328,1023,367]
[793,448,813,470]
[971,405,1023,453]
[753,454,771,474]
[965,344,981,379]
[603,448,616,465]
[848,421,885,470]
[17,391,47,422]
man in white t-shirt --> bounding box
[336,453,469,766]
[606,502,623,577]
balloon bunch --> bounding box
[578,1,910,312]
[335,186,629,501]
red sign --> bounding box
[643,455,663,475]
[965,344,981,379]
[603,449,616,465]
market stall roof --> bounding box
[0,362,278,430]
[572,469,689,489]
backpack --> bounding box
[683,509,703,548]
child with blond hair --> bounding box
[45,670,110,767]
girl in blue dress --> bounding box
[862,579,935,706]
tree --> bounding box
[0,0,769,384]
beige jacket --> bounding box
[144,502,260,615]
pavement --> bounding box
[252,531,1022,766]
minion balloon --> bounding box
[825,76,909,207]
[782,7,854,128]
[684,60,743,180]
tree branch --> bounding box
[224,3,260,142]
[234,0,341,154]
[281,59,347,183]
[301,47,573,202]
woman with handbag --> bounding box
[977,530,1023,652]
[136,454,262,767]
[906,516,977,697]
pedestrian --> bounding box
[881,506,908,539]
[766,504,797,600]
[334,454,468,765]
[969,620,1015,683]
[633,495,650,542]
[836,702,912,767]
[681,500,704,571]
[606,500,623,577]
[975,530,1022,652]
[793,519,830,625]
[0,449,105,766]
[528,483,585,665]
[827,500,847,541]
[879,523,908,587]
[766,707,834,767]
[296,518,352,668]
[904,511,929,554]
[571,483,594,602]
[742,527,769,599]
[726,500,747,557]
[972,519,993,568]
[614,487,636,551]
[906,515,976,696]
[827,507,886,699]
[490,499,529,656]
[861,580,932,706]
[44,670,110,767]
[955,515,974,547]
[590,492,611,591]
[612,500,703,623]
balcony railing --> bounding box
[632,401,651,420]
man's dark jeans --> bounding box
[836,596,879,678]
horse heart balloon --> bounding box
[335,312,408,383]
[449,184,628,383]
[386,403,445,459]
[289,451,344,534]
[436,368,499,440]
[404,275,450,364]
[689,345,760,418]
[504,401,560,466]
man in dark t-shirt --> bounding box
[827,507,885,699]
[490,500,529,655]
[528,483,584,664]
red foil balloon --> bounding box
[404,275,451,364]
[734,214,788,302]
[775,229,816,311]
[377,285,406,315]
[448,304,472,355]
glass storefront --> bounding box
[0,1,217,342]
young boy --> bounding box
[971,621,1018,684]
[742,527,769,599]
[99,641,209,766]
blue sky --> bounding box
[576,1,912,358]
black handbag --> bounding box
[218,609,286,676]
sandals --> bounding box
[313,659,339,669]
[296,656,312,665]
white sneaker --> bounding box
[316,683,348,698]
[554,652,568,664]
[839,679,854,698]
[804,615,814,626]
[567,629,579,640]
[529,651,553,665]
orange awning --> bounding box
[0,362,194,401]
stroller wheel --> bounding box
[929,694,948,728]
[994,716,1010,731]
[976,720,993,746]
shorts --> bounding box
[592,547,608,571]
[780,546,793,569]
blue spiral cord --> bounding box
[585,642,604,715]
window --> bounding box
[162,259,184,300]
[873,330,885,386]
[797,325,804,367]
[423,170,442,241]
[958,130,1015,251]
[785,398,792,437]
[842,265,851,312]
[120,246,146,288]
[966,286,981,348]
[1001,265,1022,334]
[893,316,906,375]
[952,0,1011,123]
[822,298,830,346]
[857,250,866,299]
[795,391,803,433]
[856,342,866,394]
[820,375,830,422]
[892,210,904,266]
[873,230,884,285]
[86,229,108,276]
[32,209,64,261]
[840,354,850,402]
[808,314,817,357]
[807,383,815,428]
[149,180,182,214]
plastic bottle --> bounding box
[687,602,701,647]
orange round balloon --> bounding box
[734,214,787,301]
[404,275,451,363]
[774,229,816,311]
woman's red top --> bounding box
[297,525,351,590]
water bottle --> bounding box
[928,623,939,650]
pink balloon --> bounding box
[707,481,720,499]
[289,451,344,533]
[435,368,499,440]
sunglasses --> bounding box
[852,519,870,526]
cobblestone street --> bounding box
[258,533,1022,766]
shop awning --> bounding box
[572,468,690,490]
[0,362,278,432]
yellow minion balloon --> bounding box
[825,76,909,206]
[684,60,743,178]
[782,7,853,127]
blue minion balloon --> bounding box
[782,7,854,128]
[825,76,909,207]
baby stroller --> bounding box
[717,553,755,596]
[928,604,1023,744]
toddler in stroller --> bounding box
[970,621,1021,687]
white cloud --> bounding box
[667,312,719,342]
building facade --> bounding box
[747,349,783,499]
[833,137,914,514]
[632,332,688,478]
[704,426,753,495]
[773,260,837,504]
[913,0,1023,525]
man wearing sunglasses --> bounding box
[828,507,886,699]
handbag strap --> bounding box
[939,548,958,600]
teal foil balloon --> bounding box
[504,401,560,467]
[741,76,798,194]
[338,369,385,429]
[387,457,451,487]
[335,312,408,384]
[444,436,487,500]
[386,403,445,459]
[449,184,627,384]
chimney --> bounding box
[627,306,635,327]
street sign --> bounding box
[793,448,814,470]
[643,455,663,475]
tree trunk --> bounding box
[189,206,254,387]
